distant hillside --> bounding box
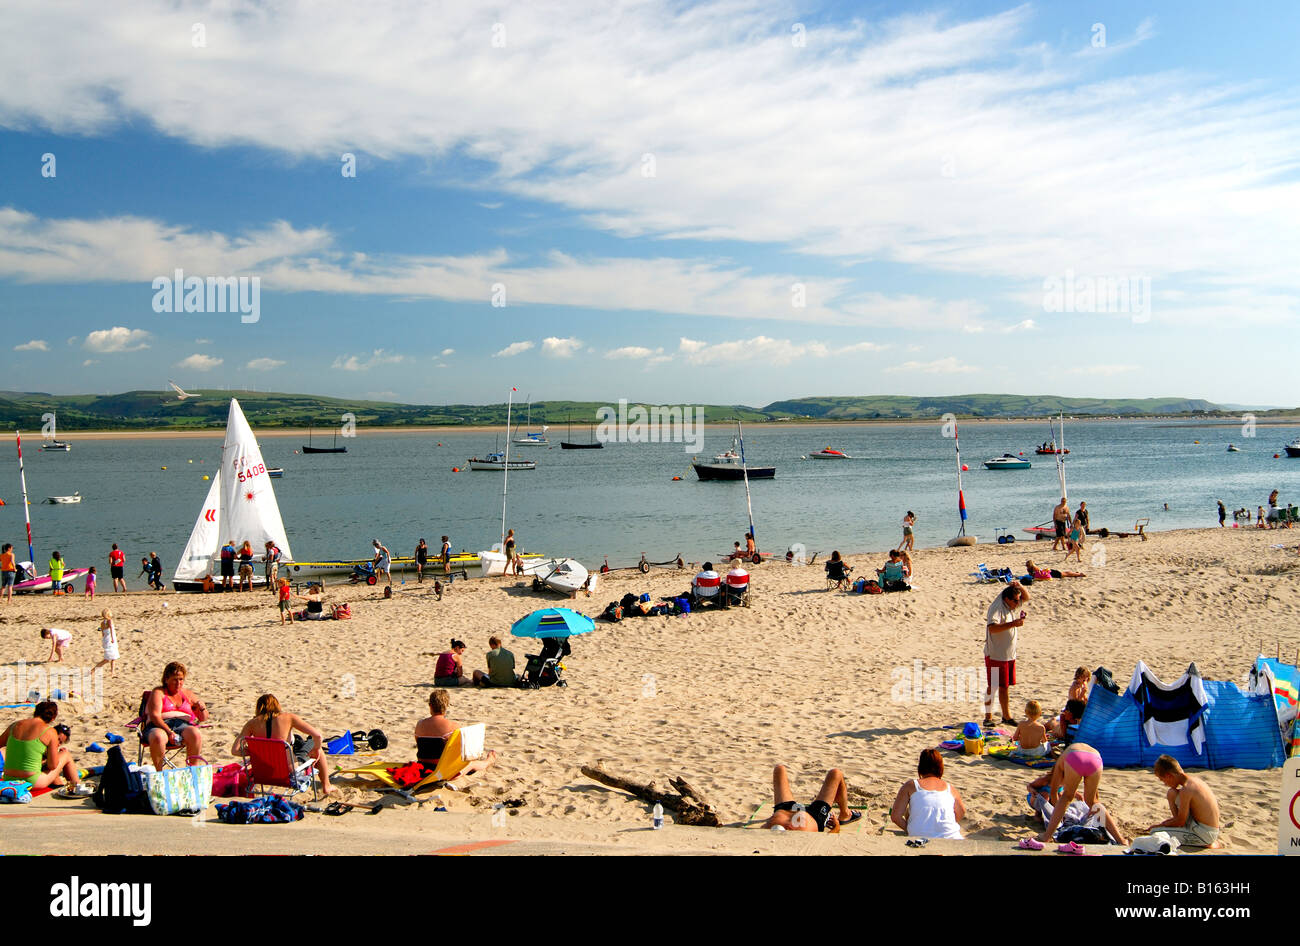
[760,394,1225,419]
[0,389,1279,431]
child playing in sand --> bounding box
[1069,667,1090,704]
[84,566,96,599]
[1011,701,1050,759]
[41,627,72,662]
[93,609,118,675]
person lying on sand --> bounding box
[1025,560,1085,580]
[760,764,861,833]
[1148,755,1221,849]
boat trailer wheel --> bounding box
[639,561,650,574]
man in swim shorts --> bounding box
[760,764,861,833]
[1148,755,1221,848]
[1052,497,1070,550]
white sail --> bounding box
[175,469,222,583]
[219,398,292,563]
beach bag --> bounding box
[211,762,251,798]
[863,580,883,595]
[674,597,691,614]
[325,731,356,755]
[332,603,352,620]
[601,601,623,623]
[851,577,867,593]
[619,592,639,612]
[215,796,304,824]
[146,763,213,815]
[92,745,151,814]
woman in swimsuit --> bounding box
[143,661,207,769]
[414,689,497,778]
[1037,742,1125,843]
[1024,560,1086,580]
[231,694,333,795]
[761,763,861,833]
[414,539,429,583]
[0,701,81,791]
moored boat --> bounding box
[1284,439,1300,458]
[692,442,775,480]
[44,492,81,504]
[983,454,1032,470]
[808,447,853,459]
[469,452,536,471]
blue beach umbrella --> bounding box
[510,607,596,639]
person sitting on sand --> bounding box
[877,550,910,590]
[1011,700,1050,759]
[730,542,745,562]
[473,636,517,688]
[760,764,861,833]
[231,693,333,795]
[143,661,207,769]
[0,701,82,792]
[1024,559,1086,580]
[691,562,721,605]
[1049,698,1087,742]
[1068,667,1090,705]
[1037,742,1128,844]
[889,748,964,840]
[414,689,497,779]
[435,639,470,687]
[1147,755,1220,849]
[825,551,851,589]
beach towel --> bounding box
[215,796,304,824]
[985,745,1056,769]
[0,780,33,804]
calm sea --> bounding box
[4,419,1298,576]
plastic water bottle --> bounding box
[652,803,664,830]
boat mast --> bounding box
[954,422,968,538]
[15,431,34,564]
[500,388,514,550]
[1055,412,1067,503]
[737,420,756,547]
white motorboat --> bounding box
[1282,438,1300,458]
[983,454,1032,470]
[468,452,536,471]
[173,398,293,592]
[533,558,596,596]
[45,492,81,504]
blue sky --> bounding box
[1,1,1297,407]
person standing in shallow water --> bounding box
[901,512,915,551]
[1217,500,1226,527]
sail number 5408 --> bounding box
[237,463,266,483]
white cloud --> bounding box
[494,341,534,358]
[195,338,212,345]
[606,346,663,359]
[13,339,48,351]
[177,353,222,372]
[440,348,455,356]
[1003,319,1037,332]
[332,349,405,371]
[885,357,978,374]
[839,342,887,353]
[541,336,583,358]
[677,335,829,366]
[81,359,98,367]
[83,326,150,353]
[246,358,286,371]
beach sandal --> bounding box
[1056,841,1086,855]
[104,732,125,745]
[1000,718,1017,726]
[1018,837,1044,850]
[838,810,863,826]
[86,742,105,753]
[323,801,354,816]
[905,838,928,848]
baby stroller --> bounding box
[520,636,571,689]
[349,561,378,585]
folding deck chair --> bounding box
[243,735,318,801]
[339,724,486,797]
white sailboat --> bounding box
[173,398,292,591]
[43,413,70,451]
[512,399,548,445]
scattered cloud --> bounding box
[177,353,222,372]
[478,202,503,210]
[606,346,663,359]
[885,357,978,374]
[195,338,212,345]
[541,336,583,358]
[331,349,405,371]
[440,348,455,356]
[13,339,48,352]
[839,342,887,353]
[246,357,286,371]
[83,326,150,353]
[1002,319,1037,332]
[82,359,98,367]
[678,336,829,366]
[494,341,534,358]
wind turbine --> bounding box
[168,380,199,401]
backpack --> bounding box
[93,745,152,814]
[619,592,640,612]
[601,601,623,622]
[674,597,691,614]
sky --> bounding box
[0,0,1297,408]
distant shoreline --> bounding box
[6,415,1299,441]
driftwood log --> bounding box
[580,762,721,826]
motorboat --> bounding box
[807,447,853,459]
[532,558,597,596]
[44,492,81,504]
[983,454,1032,470]
[692,441,775,480]
[468,452,536,471]
[1226,444,1241,453]
[1284,439,1300,458]
[268,467,284,477]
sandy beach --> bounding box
[2,526,1296,854]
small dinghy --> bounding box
[45,492,81,504]
[533,558,596,597]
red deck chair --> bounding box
[243,736,318,801]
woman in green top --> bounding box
[48,551,65,593]
[0,701,81,790]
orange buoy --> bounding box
[452,467,460,473]
[672,476,682,481]
[1275,454,1281,458]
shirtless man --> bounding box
[1052,497,1071,551]
[1149,755,1221,849]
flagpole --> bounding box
[501,389,514,551]
[16,431,34,564]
